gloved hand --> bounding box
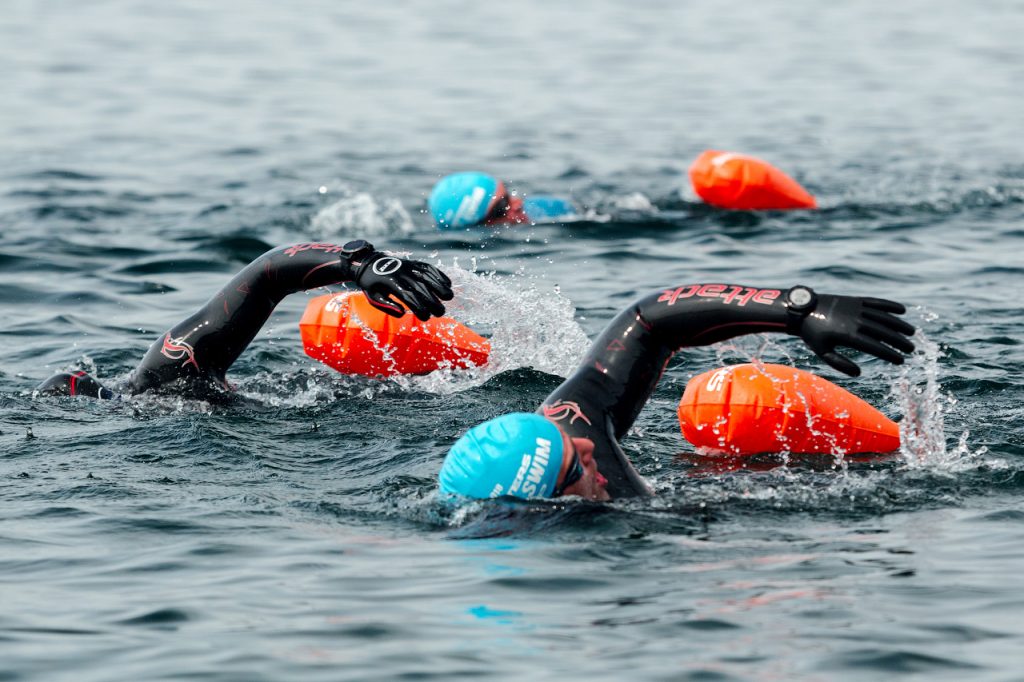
[788,287,916,376]
[352,249,454,320]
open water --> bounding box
[2,1,1024,680]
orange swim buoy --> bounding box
[299,292,490,376]
[688,150,817,210]
[677,363,899,455]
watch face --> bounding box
[789,287,814,308]
[342,239,370,255]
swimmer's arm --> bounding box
[638,283,792,348]
[554,283,913,440]
[547,284,789,439]
[130,243,360,392]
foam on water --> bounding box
[606,191,656,212]
[309,183,415,236]
[455,263,581,352]
[894,327,990,471]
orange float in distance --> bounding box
[689,150,817,210]
[678,363,899,455]
[299,292,490,376]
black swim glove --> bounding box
[785,286,916,377]
[346,243,454,321]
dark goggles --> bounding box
[553,442,584,497]
[485,182,511,222]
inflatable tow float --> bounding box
[689,150,817,210]
[678,363,899,455]
[300,292,490,376]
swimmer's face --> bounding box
[556,427,610,501]
[483,181,527,225]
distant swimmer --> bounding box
[37,241,453,399]
[439,284,915,501]
[428,172,577,229]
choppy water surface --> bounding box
[2,1,1024,679]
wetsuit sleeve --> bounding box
[541,284,790,497]
[130,243,358,393]
[559,284,789,438]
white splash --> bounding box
[607,191,656,212]
[310,184,414,236]
[893,328,987,471]
[575,191,656,221]
[387,262,591,394]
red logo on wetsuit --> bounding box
[542,400,593,426]
[658,284,781,307]
[283,243,346,257]
[161,333,200,371]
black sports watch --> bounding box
[341,239,375,265]
[784,285,818,331]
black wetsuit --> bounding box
[131,243,362,394]
[538,283,903,499]
[38,241,452,398]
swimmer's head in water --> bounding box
[428,172,511,229]
[439,413,570,499]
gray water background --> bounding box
[2,1,1024,679]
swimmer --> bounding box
[440,284,916,501]
[37,240,453,398]
[428,172,577,229]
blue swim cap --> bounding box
[428,172,500,229]
[439,413,565,500]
